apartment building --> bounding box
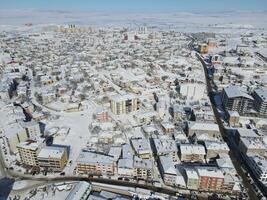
[204,141,229,160]
[247,154,267,185]
[37,146,68,172]
[133,156,153,180]
[131,138,152,159]
[159,155,186,187]
[253,87,267,117]
[222,85,254,115]
[17,139,45,166]
[21,121,41,138]
[76,151,115,175]
[5,123,28,154]
[152,138,178,162]
[94,108,109,122]
[197,167,224,191]
[179,144,206,163]
[66,181,91,200]
[187,122,220,139]
[110,94,139,115]
[184,168,199,190]
[161,122,175,135]
[238,137,266,157]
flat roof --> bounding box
[223,85,253,100]
[38,146,65,159]
[153,138,178,153]
[196,167,224,178]
[77,151,114,165]
[66,181,91,200]
[180,144,206,155]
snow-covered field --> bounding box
[0,10,267,33]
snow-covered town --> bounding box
[1,2,267,200]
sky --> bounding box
[0,0,267,12]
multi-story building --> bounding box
[152,138,178,162]
[110,94,139,115]
[187,122,220,139]
[66,181,91,200]
[238,137,266,157]
[131,138,152,159]
[161,122,175,135]
[17,139,45,166]
[184,168,199,190]
[179,144,206,163]
[222,85,254,115]
[133,156,153,180]
[94,108,109,122]
[5,123,28,154]
[197,167,224,191]
[159,155,186,187]
[204,141,229,160]
[252,87,267,117]
[76,151,115,175]
[37,146,68,172]
[21,121,41,138]
[247,154,267,185]
[117,158,134,177]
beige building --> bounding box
[152,138,178,162]
[17,139,45,167]
[110,94,139,115]
[131,138,152,159]
[5,124,28,154]
[133,156,153,180]
[204,141,229,160]
[239,137,266,157]
[37,146,68,172]
[187,122,221,139]
[179,144,206,163]
[76,151,115,175]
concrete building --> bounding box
[222,85,254,115]
[134,111,156,125]
[187,122,220,139]
[179,144,206,163]
[159,155,186,187]
[161,122,175,135]
[110,94,139,115]
[133,156,153,180]
[66,181,91,200]
[118,158,134,177]
[238,137,266,157]
[94,108,109,122]
[204,141,229,160]
[152,138,178,162]
[197,167,224,191]
[184,168,199,190]
[17,139,45,167]
[21,121,41,138]
[5,123,28,154]
[131,138,152,159]
[76,151,115,175]
[37,146,68,172]
[247,154,267,185]
[253,87,267,117]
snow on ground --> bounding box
[0,10,267,33]
[45,100,98,174]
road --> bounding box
[196,53,259,200]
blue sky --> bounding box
[0,0,266,12]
